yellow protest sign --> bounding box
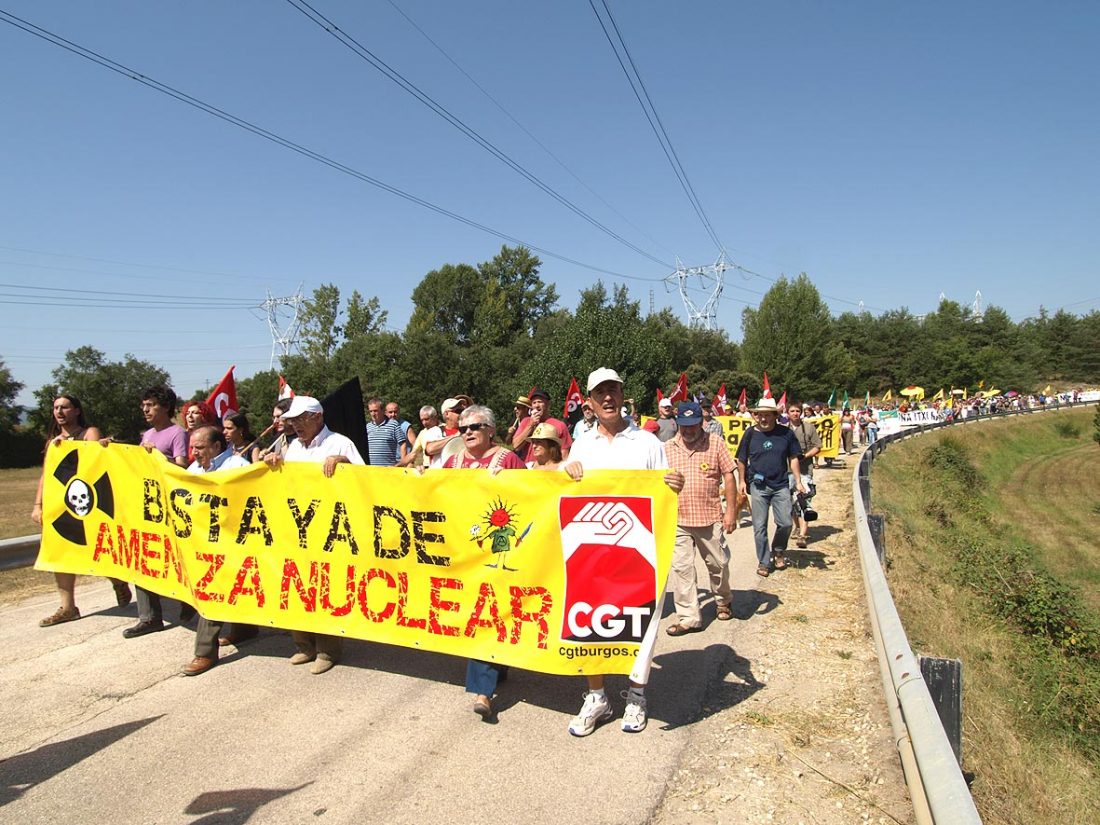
[36,443,677,676]
[808,413,841,459]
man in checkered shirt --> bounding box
[663,401,737,634]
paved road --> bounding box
[1,526,770,825]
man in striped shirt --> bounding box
[365,397,403,466]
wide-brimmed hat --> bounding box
[514,395,531,408]
[751,397,780,414]
[282,395,323,420]
[529,423,561,445]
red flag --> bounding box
[668,372,689,404]
[778,390,787,409]
[206,366,238,420]
[737,387,747,409]
[713,383,728,415]
[278,375,295,400]
[762,372,772,399]
[656,387,664,404]
[563,377,584,424]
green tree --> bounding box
[0,358,24,431]
[344,291,388,340]
[740,274,835,399]
[30,347,171,442]
[298,283,344,361]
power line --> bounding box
[588,0,725,254]
[0,8,664,286]
[0,244,277,284]
[383,0,677,262]
[283,0,672,269]
[0,281,256,303]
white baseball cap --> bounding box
[658,397,672,408]
[586,367,623,393]
[282,395,323,419]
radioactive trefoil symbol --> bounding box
[51,450,114,545]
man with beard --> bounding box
[663,402,737,634]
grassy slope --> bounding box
[873,408,1098,825]
[0,467,41,539]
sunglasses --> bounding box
[458,423,488,434]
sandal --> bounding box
[716,606,733,621]
[40,606,81,627]
[756,566,770,578]
[773,553,788,570]
[666,623,699,637]
[795,535,808,549]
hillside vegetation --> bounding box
[873,407,1098,824]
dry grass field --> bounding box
[0,466,41,539]
[874,408,1099,824]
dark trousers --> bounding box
[465,660,509,696]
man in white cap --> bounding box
[562,368,684,737]
[264,395,364,674]
[734,397,805,577]
[655,397,678,442]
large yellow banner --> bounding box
[36,443,677,676]
[714,413,841,460]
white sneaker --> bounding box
[568,691,613,737]
[620,690,647,733]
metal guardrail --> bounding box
[0,533,41,571]
[853,400,1091,823]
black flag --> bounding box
[321,377,369,463]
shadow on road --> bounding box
[728,588,780,620]
[651,643,763,731]
[183,783,313,825]
[0,715,163,807]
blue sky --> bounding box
[2,1,1097,407]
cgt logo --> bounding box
[558,497,657,644]
[49,450,114,545]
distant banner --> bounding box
[899,409,943,426]
[36,443,677,676]
[643,413,841,460]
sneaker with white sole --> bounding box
[620,690,647,733]
[568,691,613,737]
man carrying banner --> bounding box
[664,402,736,634]
[735,397,805,577]
[180,426,251,676]
[123,385,191,639]
[264,395,365,674]
[563,368,684,736]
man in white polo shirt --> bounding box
[562,368,684,736]
[264,395,364,674]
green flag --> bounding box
[827,388,836,407]
[842,389,850,409]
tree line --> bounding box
[3,244,1098,459]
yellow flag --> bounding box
[978,379,985,390]
[932,388,945,401]
[882,389,893,402]
[945,395,954,409]
[1042,384,1052,395]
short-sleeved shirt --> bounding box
[443,448,526,471]
[365,418,403,466]
[735,424,802,489]
[665,432,734,526]
[143,424,188,463]
[655,417,678,442]
[516,416,573,463]
[568,421,668,471]
[285,426,365,465]
[412,425,443,468]
[187,448,250,474]
[790,419,822,473]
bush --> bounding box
[1054,419,1081,439]
[0,429,42,468]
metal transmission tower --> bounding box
[261,285,305,368]
[666,251,733,330]
[971,290,983,319]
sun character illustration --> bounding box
[469,497,532,572]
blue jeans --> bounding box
[749,484,793,567]
[466,660,508,696]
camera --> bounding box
[796,492,818,522]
